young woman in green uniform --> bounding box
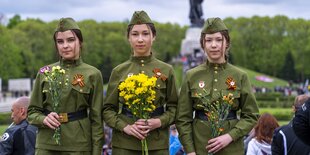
[176,17,259,155]
[103,10,178,155]
[28,18,104,155]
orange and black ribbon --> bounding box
[72,74,85,87]
[226,76,236,90]
[153,68,167,81]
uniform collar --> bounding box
[15,119,28,126]
[60,57,82,68]
[130,54,154,64]
[205,60,227,70]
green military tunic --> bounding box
[103,54,178,153]
[176,61,259,155]
[28,58,104,155]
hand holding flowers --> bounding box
[119,73,157,155]
[196,77,238,155]
[40,65,67,145]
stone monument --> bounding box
[180,0,205,72]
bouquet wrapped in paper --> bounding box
[40,65,67,145]
[118,73,157,155]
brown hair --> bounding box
[200,30,231,61]
[53,29,83,58]
[254,113,279,144]
[126,23,157,39]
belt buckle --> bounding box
[59,113,68,123]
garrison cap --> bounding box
[56,17,80,32]
[129,10,153,26]
[201,17,228,34]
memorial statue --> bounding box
[189,0,204,27]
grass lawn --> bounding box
[237,66,288,89]
[0,124,9,135]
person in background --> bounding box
[272,94,310,155]
[176,17,259,155]
[0,96,37,155]
[246,113,279,155]
[103,10,178,155]
[28,17,104,155]
[292,95,310,146]
[169,125,184,155]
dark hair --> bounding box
[200,30,230,60]
[254,113,279,144]
[53,29,83,43]
[126,23,156,38]
[53,29,83,57]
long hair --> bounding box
[254,113,279,144]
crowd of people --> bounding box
[1,10,310,155]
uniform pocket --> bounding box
[190,88,210,108]
[154,80,167,106]
[71,85,91,105]
[221,89,241,110]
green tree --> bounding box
[280,51,296,81]
[7,14,22,29]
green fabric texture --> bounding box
[56,17,80,32]
[176,61,259,154]
[103,54,178,150]
[129,10,153,25]
[201,17,228,34]
[28,58,104,154]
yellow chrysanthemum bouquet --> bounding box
[118,73,157,155]
[40,65,68,145]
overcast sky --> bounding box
[1,0,309,26]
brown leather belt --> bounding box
[44,109,88,123]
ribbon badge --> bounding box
[226,77,236,90]
[72,74,85,87]
[153,68,167,81]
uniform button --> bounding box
[214,66,218,70]
[80,89,83,92]
[216,101,219,104]
[157,84,160,87]
[214,79,218,82]
[141,71,145,73]
[214,88,217,91]
[141,60,144,63]
[214,71,218,74]
[141,64,144,67]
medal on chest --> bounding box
[198,81,205,88]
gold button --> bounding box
[157,84,160,87]
[80,89,83,92]
[214,71,218,74]
[214,66,218,70]
[141,64,144,67]
[141,71,145,73]
[214,88,217,91]
[141,60,144,63]
[214,79,218,82]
